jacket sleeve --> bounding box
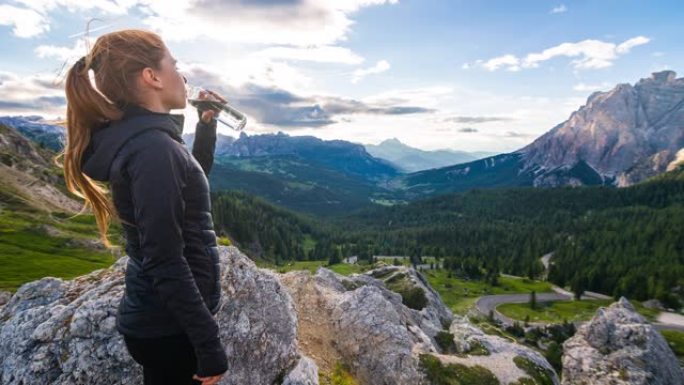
[191,116,217,176]
[127,131,228,377]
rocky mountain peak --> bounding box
[518,69,684,187]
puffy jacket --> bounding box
[81,103,228,377]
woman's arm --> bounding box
[127,131,227,377]
[191,115,218,176]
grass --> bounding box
[254,259,376,276]
[424,269,553,315]
[319,362,358,385]
[0,209,119,293]
[660,330,684,365]
[512,356,554,385]
[418,353,500,385]
[497,299,660,324]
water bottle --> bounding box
[186,86,247,131]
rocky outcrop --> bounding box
[518,70,684,187]
[562,297,684,385]
[0,246,562,385]
[0,246,316,385]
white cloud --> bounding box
[0,4,49,38]
[615,36,650,54]
[251,46,364,65]
[468,36,650,72]
[351,60,390,83]
[0,70,66,117]
[138,0,399,46]
[482,54,521,72]
[1,0,134,38]
[550,4,567,14]
[573,82,611,92]
[35,37,96,63]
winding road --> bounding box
[475,291,684,332]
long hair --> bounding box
[54,28,167,249]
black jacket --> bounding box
[81,104,228,377]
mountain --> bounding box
[193,131,403,215]
[519,70,684,187]
[364,137,494,172]
[202,131,401,183]
[0,115,66,152]
[392,70,684,197]
[0,122,79,213]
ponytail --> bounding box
[55,29,165,250]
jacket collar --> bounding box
[121,103,185,137]
[81,103,186,182]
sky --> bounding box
[0,0,681,153]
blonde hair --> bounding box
[54,27,167,249]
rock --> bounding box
[0,291,12,307]
[0,246,562,385]
[443,317,560,385]
[0,246,318,385]
[518,70,684,186]
[642,299,667,311]
[562,297,684,385]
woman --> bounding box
[59,29,229,385]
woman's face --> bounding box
[156,47,187,110]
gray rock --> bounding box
[0,246,318,385]
[0,246,564,385]
[518,70,684,186]
[562,297,684,385]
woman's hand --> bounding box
[198,90,228,124]
[193,373,224,385]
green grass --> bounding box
[424,269,553,315]
[0,210,119,292]
[255,259,376,276]
[497,299,660,324]
[512,356,554,385]
[319,362,358,385]
[418,354,500,385]
[660,330,684,365]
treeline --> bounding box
[211,167,684,309]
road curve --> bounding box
[475,292,684,332]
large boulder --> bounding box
[0,246,317,385]
[562,297,683,385]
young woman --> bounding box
[59,29,229,385]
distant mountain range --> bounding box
[2,70,682,214]
[363,137,496,172]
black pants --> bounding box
[123,333,202,385]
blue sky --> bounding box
[0,0,680,153]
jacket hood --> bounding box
[81,104,186,182]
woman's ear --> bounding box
[140,67,162,90]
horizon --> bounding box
[0,0,681,153]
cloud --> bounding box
[351,60,390,83]
[0,4,49,38]
[443,116,513,124]
[0,1,132,38]
[458,127,478,133]
[35,37,95,63]
[467,36,651,71]
[0,71,66,116]
[504,131,531,138]
[181,65,434,129]
[251,45,364,64]
[550,4,567,14]
[140,0,399,46]
[573,82,611,92]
